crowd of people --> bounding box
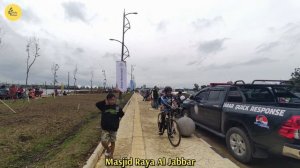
[0,84,43,100]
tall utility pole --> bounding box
[51,63,59,98]
[90,70,94,94]
[67,72,70,93]
[102,70,107,90]
[131,65,135,81]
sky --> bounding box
[0,0,300,88]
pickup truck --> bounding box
[183,80,300,163]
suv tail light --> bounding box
[279,116,300,139]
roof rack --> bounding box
[234,80,245,84]
[210,83,232,87]
[251,80,294,85]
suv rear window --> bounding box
[240,87,275,103]
[226,87,243,103]
[273,87,300,103]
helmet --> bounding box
[180,95,186,101]
[164,86,172,93]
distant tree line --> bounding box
[290,68,300,85]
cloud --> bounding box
[242,57,276,65]
[141,67,150,71]
[0,27,3,45]
[202,57,277,71]
[103,52,119,60]
[186,61,197,66]
[22,8,41,23]
[255,22,300,54]
[192,16,223,30]
[62,2,88,22]
[160,56,168,62]
[198,38,229,54]
[0,17,100,86]
[281,22,300,49]
[256,41,280,53]
[74,47,84,54]
[156,20,168,32]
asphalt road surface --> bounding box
[194,126,300,168]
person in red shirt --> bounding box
[17,87,24,98]
[9,85,17,100]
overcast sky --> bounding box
[0,0,300,88]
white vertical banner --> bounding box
[116,61,127,92]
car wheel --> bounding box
[226,127,253,163]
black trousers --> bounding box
[159,112,166,132]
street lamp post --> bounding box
[121,10,138,61]
[110,9,137,99]
[109,39,130,60]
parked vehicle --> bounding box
[0,89,9,99]
[172,89,187,95]
[183,80,300,163]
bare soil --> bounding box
[0,93,132,168]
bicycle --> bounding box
[157,108,182,147]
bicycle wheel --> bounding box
[167,119,181,147]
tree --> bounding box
[193,83,199,91]
[25,37,40,89]
[291,67,300,85]
[51,63,59,97]
[73,65,78,94]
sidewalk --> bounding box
[94,93,239,168]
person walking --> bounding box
[96,93,124,159]
[152,86,159,109]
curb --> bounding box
[82,93,135,168]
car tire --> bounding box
[226,127,253,163]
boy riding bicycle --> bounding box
[158,86,177,135]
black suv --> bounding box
[183,80,300,163]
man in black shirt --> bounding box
[96,93,124,158]
[152,86,159,109]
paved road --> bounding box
[95,94,239,168]
[194,126,300,168]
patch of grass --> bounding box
[118,92,133,108]
[0,93,133,168]
[33,117,101,168]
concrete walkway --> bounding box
[95,93,239,168]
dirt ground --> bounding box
[0,93,132,168]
